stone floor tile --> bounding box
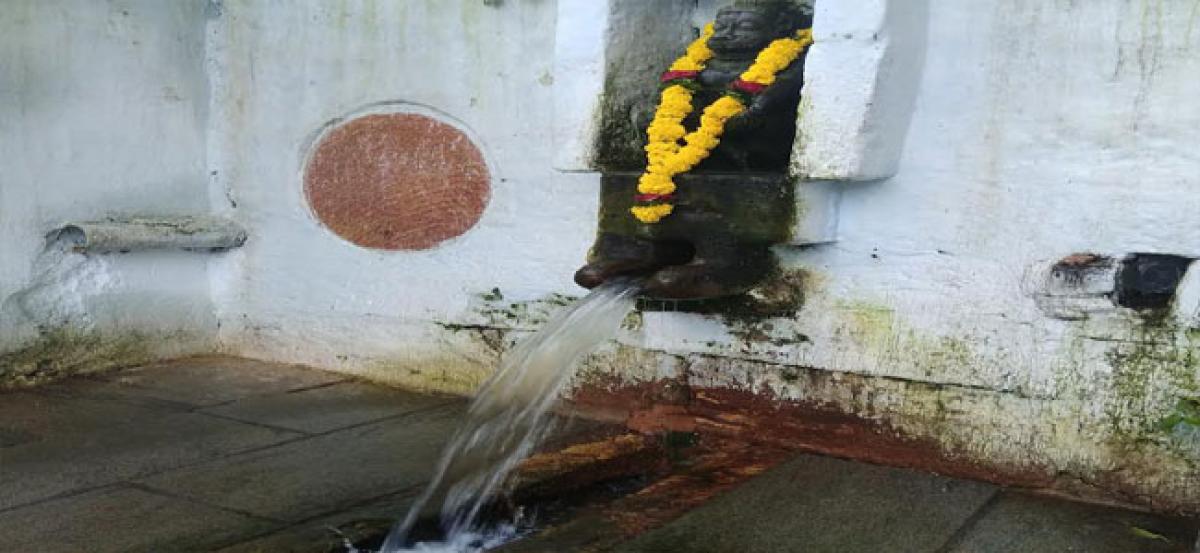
[0,390,164,448]
[12,357,1195,553]
[942,491,1200,553]
[611,454,998,553]
[494,513,623,553]
[88,355,348,407]
[136,405,463,523]
[216,490,419,553]
[0,406,301,510]
[0,485,277,553]
[199,380,451,434]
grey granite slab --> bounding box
[0,485,277,553]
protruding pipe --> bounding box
[49,216,247,253]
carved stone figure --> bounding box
[576,0,812,299]
[643,1,808,172]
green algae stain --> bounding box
[837,300,898,345]
[435,289,582,333]
[1159,397,1200,433]
[916,335,977,379]
[1049,330,1096,400]
[0,328,155,389]
[479,287,505,302]
[364,355,493,397]
[1104,320,1200,444]
[831,300,997,389]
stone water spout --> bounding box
[575,0,812,300]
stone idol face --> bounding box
[576,2,812,301]
[707,3,806,60]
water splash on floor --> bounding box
[360,525,519,553]
[379,279,641,552]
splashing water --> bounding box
[378,279,641,553]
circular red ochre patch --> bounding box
[304,113,491,250]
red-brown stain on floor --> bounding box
[304,113,490,250]
[565,379,1188,512]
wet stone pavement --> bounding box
[0,356,1196,552]
[0,356,458,552]
[602,456,1200,553]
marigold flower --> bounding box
[637,173,676,195]
[647,122,686,143]
[631,204,675,223]
[709,96,747,117]
[646,142,680,158]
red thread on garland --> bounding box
[661,70,701,83]
[731,79,768,94]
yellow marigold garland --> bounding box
[668,23,716,72]
[632,27,814,224]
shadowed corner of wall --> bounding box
[0,216,247,387]
[5,216,246,331]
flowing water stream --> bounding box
[377,279,641,553]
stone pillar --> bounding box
[791,0,930,182]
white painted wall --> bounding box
[794,0,927,181]
[767,0,1200,391]
[208,0,1200,391]
[207,0,599,392]
[0,0,219,378]
[207,0,1200,415]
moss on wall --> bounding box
[460,287,580,328]
[593,86,647,172]
[1104,318,1200,446]
[832,300,990,386]
[364,355,495,397]
[410,287,589,394]
[0,328,156,389]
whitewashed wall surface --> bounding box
[1,0,1198,511]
